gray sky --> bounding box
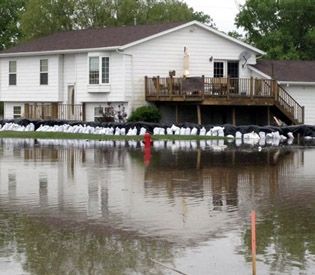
[183,0,246,32]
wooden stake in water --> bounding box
[251,211,257,275]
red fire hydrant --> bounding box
[144,132,152,148]
[144,132,152,166]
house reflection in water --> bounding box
[0,138,314,274]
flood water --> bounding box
[0,138,315,275]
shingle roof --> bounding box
[253,60,315,82]
[1,22,184,54]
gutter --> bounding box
[0,46,120,58]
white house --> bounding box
[0,21,310,125]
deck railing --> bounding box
[145,76,276,98]
[145,76,304,124]
[24,103,84,121]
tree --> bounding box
[0,0,25,50]
[235,0,315,60]
[19,0,214,41]
[20,0,77,40]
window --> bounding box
[89,56,110,84]
[227,61,239,78]
[40,59,48,85]
[214,62,224,78]
[89,57,99,84]
[13,106,21,119]
[9,61,17,85]
[94,106,103,122]
[102,57,109,83]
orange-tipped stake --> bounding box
[251,211,257,275]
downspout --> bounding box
[115,49,134,114]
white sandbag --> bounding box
[235,131,242,139]
[191,127,198,135]
[199,127,206,136]
[166,128,173,135]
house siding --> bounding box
[125,25,257,108]
[283,85,315,125]
[0,56,60,102]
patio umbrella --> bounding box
[183,47,190,77]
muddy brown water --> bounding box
[0,138,315,275]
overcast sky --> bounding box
[183,0,246,32]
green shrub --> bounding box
[128,105,161,123]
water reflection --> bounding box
[0,138,314,274]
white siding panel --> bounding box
[63,54,75,103]
[0,56,60,102]
[125,25,258,107]
[284,85,315,125]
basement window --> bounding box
[13,106,21,119]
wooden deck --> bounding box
[145,76,304,124]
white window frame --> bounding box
[13,106,22,119]
[40,59,48,85]
[89,56,110,85]
[9,60,17,86]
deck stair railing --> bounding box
[275,85,304,124]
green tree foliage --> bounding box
[235,0,315,60]
[0,0,25,50]
[20,0,77,40]
[19,0,213,41]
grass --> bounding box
[0,131,227,141]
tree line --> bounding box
[0,0,212,50]
[0,0,314,60]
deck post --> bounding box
[82,102,86,121]
[24,103,29,119]
[145,76,148,97]
[267,106,271,125]
[202,75,205,98]
[250,77,254,99]
[197,104,202,125]
[51,103,58,119]
[273,80,278,100]
[302,106,305,124]
[227,77,230,100]
[169,77,173,96]
[232,107,236,126]
[157,76,160,99]
[175,104,179,124]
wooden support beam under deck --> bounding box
[197,105,201,125]
[232,107,236,126]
